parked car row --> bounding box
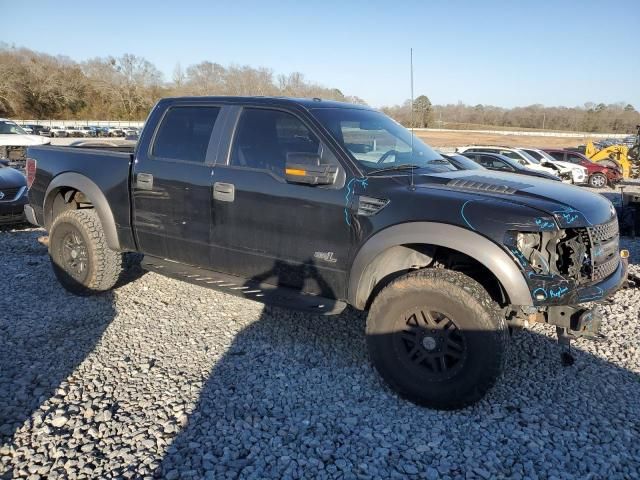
[20,123,142,138]
[453,145,621,187]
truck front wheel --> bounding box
[49,209,123,295]
[366,269,508,410]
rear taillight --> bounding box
[26,158,37,189]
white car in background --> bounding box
[0,119,51,148]
[457,146,560,177]
[50,126,68,138]
[520,148,587,184]
[0,119,50,164]
[77,126,97,137]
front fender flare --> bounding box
[44,172,120,251]
[348,222,533,308]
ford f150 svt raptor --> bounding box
[25,97,628,409]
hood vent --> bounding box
[358,196,389,216]
[446,177,528,194]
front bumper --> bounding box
[0,194,28,225]
[572,170,587,183]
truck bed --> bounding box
[27,144,135,249]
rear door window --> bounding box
[152,106,221,163]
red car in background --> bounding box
[543,149,623,188]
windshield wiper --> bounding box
[367,164,422,175]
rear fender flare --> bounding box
[348,222,533,309]
[44,172,120,251]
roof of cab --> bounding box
[157,96,373,111]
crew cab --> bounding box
[25,97,628,410]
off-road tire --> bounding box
[588,173,607,188]
[49,209,123,295]
[366,269,508,410]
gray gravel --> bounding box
[1,226,639,480]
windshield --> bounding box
[0,121,27,135]
[311,108,453,174]
[536,150,560,163]
[516,149,540,164]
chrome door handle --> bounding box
[136,172,154,190]
[213,182,235,202]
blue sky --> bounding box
[2,0,639,108]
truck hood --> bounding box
[0,166,27,189]
[413,169,614,226]
[0,134,51,146]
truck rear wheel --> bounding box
[366,269,508,410]
[49,209,123,295]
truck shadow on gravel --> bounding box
[158,264,640,478]
[0,229,140,448]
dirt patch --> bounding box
[415,130,587,149]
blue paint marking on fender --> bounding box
[460,200,476,231]
[579,286,604,302]
[510,247,528,268]
[532,287,548,300]
[553,207,592,226]
[344,178,368,226]
[534,218,556,230]
[549,286,569,298]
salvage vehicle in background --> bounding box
[25,96,628,410]
[0,119,51,168]
[520,148,587,184]
[457,145,561,177]
[22,124,50,136]
[0,160,28,224]
[50,126,68,138]
[64,126,85,138]
[544,149,622,188]
[439,153,486,171]
[461,151,561,181]
[107,127,125,137]
[77,126,97,137]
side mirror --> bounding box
[285,152,338,186]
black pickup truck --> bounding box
[25,97,628,409]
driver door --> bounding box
[210,106,351,299]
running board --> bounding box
[141,256,347,315]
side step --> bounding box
[141,256,347,315]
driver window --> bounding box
[230,108,335,177]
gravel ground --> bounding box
[1,227,639,480]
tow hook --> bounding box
[548,306,604,366]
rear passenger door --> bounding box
[132,104,224,266]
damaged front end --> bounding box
[505,214,628,342]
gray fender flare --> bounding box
[44,172,120,251]
[348,222,533,308]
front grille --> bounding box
[589,219,618,243]
[588,219,620,282]
[593,256,619,281]
[0,187,21,201]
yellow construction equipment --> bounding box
[585,141,633,178]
